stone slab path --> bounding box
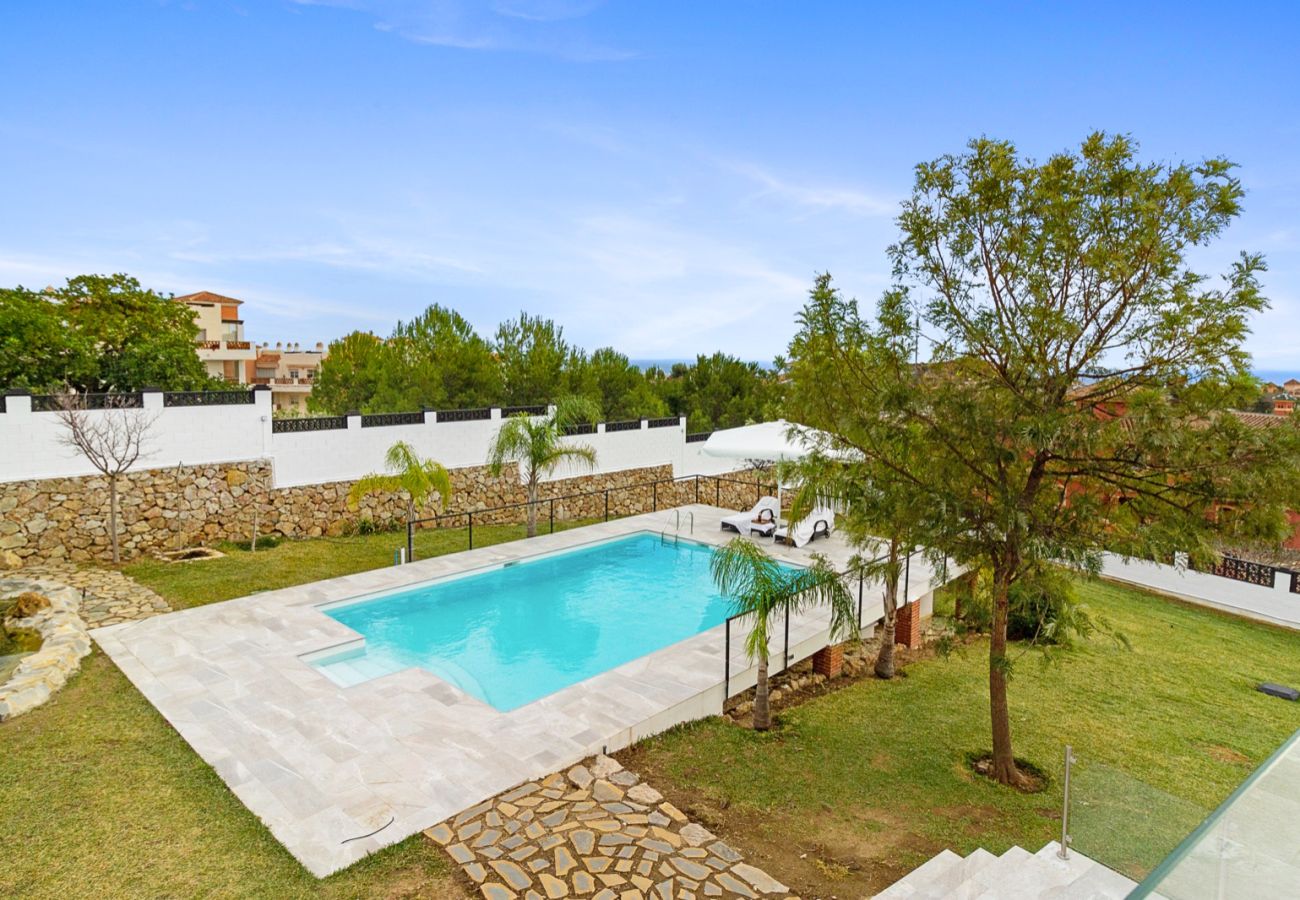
[14,563,170,627]
[426,753,792,900]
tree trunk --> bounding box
[875,540,900,679]
[526,478,538,538]
[753,649,771,731]
[108,472,120,564]
[989,562,1023,786]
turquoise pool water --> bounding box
[310,532,798,711]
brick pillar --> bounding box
[895,600,922,649]
[812,643,843,679]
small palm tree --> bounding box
[487,396,600,537]
[710,538,858,731]
[347,441,453,537]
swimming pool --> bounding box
[308,531,801,710]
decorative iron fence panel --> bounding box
[647,416,679,429]
[1196,555,1277,588]
[1291,571,1300,595]
[272,416,348,433]
[563,423,596,436]
[604,419,641,432]
[31,392,143,411]
[435,407,492,422]
[360,411,424,428]
[163,390,254,407]
[501,405,547,417]
[685,431,713,443]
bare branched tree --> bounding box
[55,393,157,563]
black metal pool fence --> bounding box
[403,472,780,561]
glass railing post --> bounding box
[1060,744,1075,859]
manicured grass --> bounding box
[22,534,1300,898]
[2,521,626,898]
[621,578,1300,895]
[0,652,466,900]
[126,519,601,609]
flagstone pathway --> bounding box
[12,562,170,627]
[426,753,793,899]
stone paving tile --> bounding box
[16,562,171,627]
[427,754,794,899]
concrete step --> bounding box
[873,849,963,899]
[876,842,1137,900]
[908,847,1001,900]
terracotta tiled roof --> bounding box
[1231,410,1289,430]
[175,290,243,306]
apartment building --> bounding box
[176,291,327,413]
[251,342,327,414]
[175,291,256,383]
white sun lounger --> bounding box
[775,508,834,548]
[720,496,780,536]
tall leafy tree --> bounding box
[309,331,388,414]
[567,347,668,419]
[495,312,569,407]
[709,538,858,730]
[657,352,780,432]
[311,305,499,413]
[389,305,501,410]
[0,275,211,392]
[57,274,212,392]
[793,134,1300,787]
[486,396,600,537]
[0,287,92,390]
[786,276,935,679]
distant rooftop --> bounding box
[174,291,243,306]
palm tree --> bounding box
[487,396,601,538]
[347,441,453,544]
[710,537,858,731]
[788,459,927,680]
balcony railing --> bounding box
[195,339,253,352]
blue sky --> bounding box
[2,1,1298,371]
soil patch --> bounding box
[611,745,942,898]
[1205,744,1250,765]
[966,752,1049,793]
[160,547,226,562]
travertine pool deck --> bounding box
[94,505,949,877]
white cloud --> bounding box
[724,161,899,218]
[289,0,634,60]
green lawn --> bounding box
[0,652,466,900]
[14,532,1300,899]
[125,519,600,609]
[620,578,1300,896]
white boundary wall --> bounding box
[1101,551,1300,630]
[0,390,738,488]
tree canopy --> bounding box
[0,274,213,393]
[310,306,779,429]
[787,133,1300,787]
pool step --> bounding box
[316,654,398,687]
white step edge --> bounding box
[910,847,1002,900]
[872,849,964,899]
